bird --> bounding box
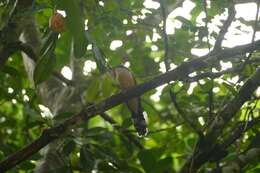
[109,66,148,136]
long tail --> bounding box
[126,97,148,136]
[131,111,148,137]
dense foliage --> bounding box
[0,0,259,173]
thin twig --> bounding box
[148,122,184,134]
[185,65,240,82]
[160,1,170,72]
[213,3,236,52]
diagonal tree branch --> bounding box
[185,63,245,82]
[1,39,260,172]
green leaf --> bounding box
[175,16,198,32]
[210,0,227,17]
[57,0,87,58]
[250,168,260,173]
[40,32,59,57]
[92,144,119,162]
[55,32,72,68]
[121,117,132,128]
[63,140,76,155]
[73,33,88,58]
[138,148,165,173]
[100,74,115,98]
[98,161,117,172]
[223,82,237,96]
[92,43,108,73]
[34,50,56,85]
[85,78,101,102]
[18,160,35,170]
[53,112,73,121]
[247,133,260,149]
[80,145,95,171]
[156,157,173,172]
[86,127,108,137]
[139,150,157,173]
[48,166,71,173]
[242,64,254,77]
[200,80,213,92]
[2,65,23,91]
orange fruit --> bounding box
[49,12,65,33]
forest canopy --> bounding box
[0,0,260,173]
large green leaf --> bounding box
[57,0,88,58]
[138,147,165,173]
[33,48,56,85]
[80,145,95,171]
